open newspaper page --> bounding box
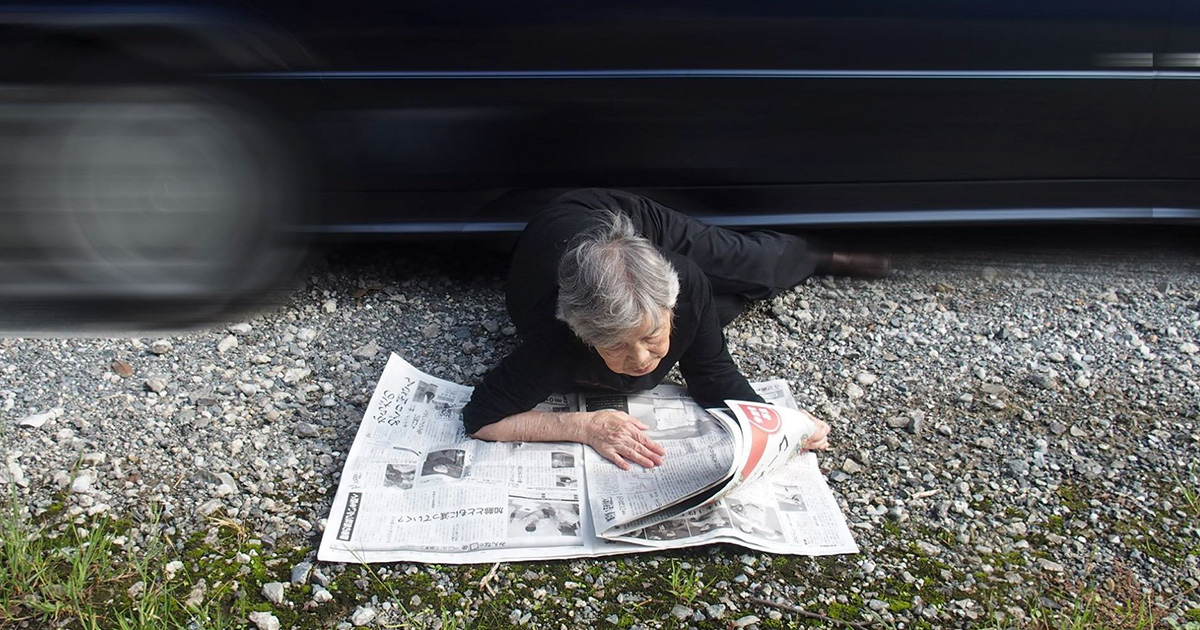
[319,354,647,563]
[581,386,740,537]
[320,355,856,562]
[588,381,816,538]
[725,400,818,488]
[611,382,859,555]
[611,453,858,555]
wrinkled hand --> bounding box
[802,413,832,451]
[585,411,666,470]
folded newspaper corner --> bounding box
[317,353,859,564]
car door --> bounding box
[244,0,1169,223]
[1144,0,1200,217]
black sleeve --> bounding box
[678,296,765,409]
[461,341,562,435]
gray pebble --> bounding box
[216,335,238,353]
[17,407,62,429]
[291,561,313,585]
[351,605,377,626]
[249,611,281,630]
[261,582,286,606]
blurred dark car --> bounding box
[1,1,1196,330]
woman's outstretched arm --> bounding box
[472,409,665,470]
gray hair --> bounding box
[556,212,679,348]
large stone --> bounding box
[1,461,27,488]
[915,540,942,556]
[249,611,281,630]
[18,407,63,429]
[216,472,240,493]
[111,359,134,377]
[216,335,238,353]
[283,368,312,384]
[351,605,377,626]
[291,561,314,585]
[261,582,286,605]
[197,499,224,517]
[1038,559,1065,572]
[353,341,380,359]
[70,474,94,494]
[164,560,184,581]
[184,579,207,608]
[906,411,925,435]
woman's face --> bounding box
[596,309,672,377]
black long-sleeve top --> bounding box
[460,199,763,434]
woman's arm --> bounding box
[677,299,764,408]
[472,409,666,470]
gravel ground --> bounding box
[3,233,1200,629]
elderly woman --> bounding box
[463,189,878,469]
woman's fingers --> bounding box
[620,445,658,469]
[590,411,668,469]
[616,431,662,468]
[635,431,667,457]
[601,448,630,470]
[803,419,832,451]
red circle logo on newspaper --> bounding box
[737,403,781,434]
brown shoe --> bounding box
[826,252,892,278]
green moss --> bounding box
[1056,483,1088,512]
[826,601,861,620]
[987,551,1027,568]
[1186,607,1200,622]
[1004,507,1027,520]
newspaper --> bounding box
[317,354,858,564]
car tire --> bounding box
[0,83,308,330]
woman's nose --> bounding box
[630,343,651,364]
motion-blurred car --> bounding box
[1,1,1196,329]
